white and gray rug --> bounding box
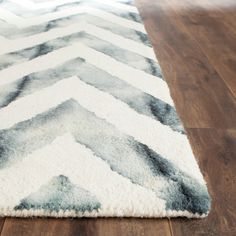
[0,0,210,218]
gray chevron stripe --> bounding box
[0,31,161,77]
[2,0,140,23]
[0,58,183,133]
[0,98,209,214]
[92,4,142,23]
[0,14,150,46]
[15,175,101,213]
[0,1,85,17]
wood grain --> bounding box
[0,219,5,235]
[1,218,171,236]
[171,128,236,236]
[136,1,236,234]
[136,0,236,129]
[166,0,236,98]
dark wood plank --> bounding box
[199,0,236,35]
[136,0,236,129]
[1,218,171,236]
[170,128,236,236]
[0,218,5,235]
[136,0,236,235]
[167,0,236,97]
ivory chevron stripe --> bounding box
[95,0,138,13]
[0,8,24,26]
[9,0,138,13]
[0,6,145,32]
[0,44,82,86]
[0,133,165,214]
[84,24,156,60]
[70,77,199,178]
[0,36,6,43]
[0,76,198,181]
[0,22,87,55]
[0,42,171,104]
[0,77,73,130]
[0,23,155,60]
[69,43,172,105]
[0,75,172,138]
[8,0,83,10]
[0,6,84,28]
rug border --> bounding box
[0,208,209,218]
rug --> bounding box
[0,0,210,218]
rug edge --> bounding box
[0,209,209,219]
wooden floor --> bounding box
[1,0,236,235]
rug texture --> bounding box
[0,0,210,218]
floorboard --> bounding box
[1,218,171,236]
[167,0,236,97]
[171,128,236,236]
[0,219,5,235]
[136,0,236,129]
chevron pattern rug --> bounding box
[0,0,210,218]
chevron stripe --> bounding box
[0,133,165,212]
[0,77,73,129]
[0,23,155,60]
[0,76,198,180]
[8,0,84,10]
[95,0,138,13]
[0,36,6,43]
[70,78,194,172]
[0,8,23,26]
[9,0,138,13]
[0,29,159,79]
[0,15,149,53]
[0,44,81,86]
[0,22,86,54]
[80,24,155,60]
[0,6,145,32]
[0,56,182,133]
[67,43,171,104]
[0,43,171,104]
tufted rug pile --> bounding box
[0,0,210,218]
